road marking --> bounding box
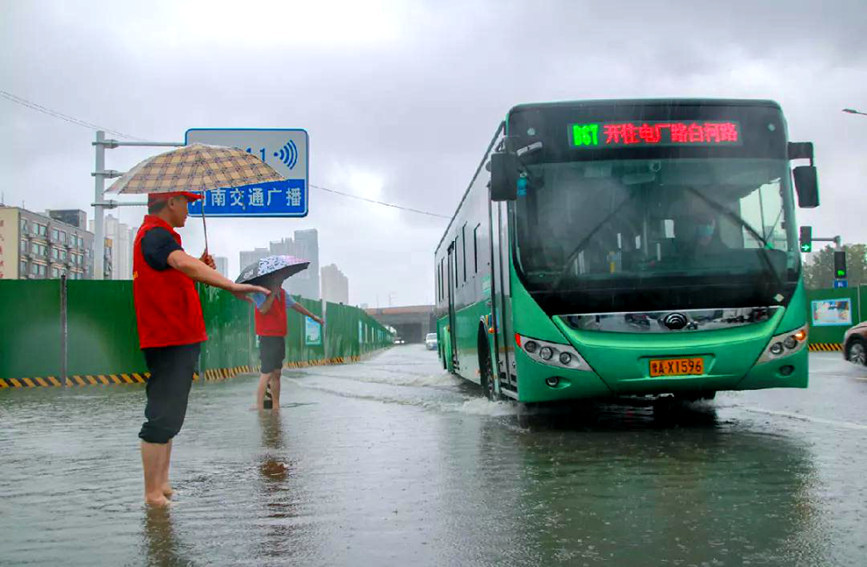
[741,406,867,431]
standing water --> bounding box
[1,347,865,565]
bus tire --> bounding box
[846,338,867,366]
[478,330,497,401]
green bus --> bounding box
[434,99,820,403]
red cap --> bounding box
[147,191,203,203]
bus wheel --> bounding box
[480,339,497,401]
[847,338,867,366]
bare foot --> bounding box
[145,493,170,507]
[161,484,173,498]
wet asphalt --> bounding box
[0,347,865,566]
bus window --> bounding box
[473,224,480,273]
[462,224,467,283]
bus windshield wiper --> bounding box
[683,187,784,290]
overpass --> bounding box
[365,305,435,344]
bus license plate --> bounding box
[649,358,704,377]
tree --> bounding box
[803,244,867,290]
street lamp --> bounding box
[843,108,867,117]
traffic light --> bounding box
[834,250,847,279]
[799,226,812,253]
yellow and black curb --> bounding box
[808,343,842,352]
[0,367,252,388]
[0,357,366,388]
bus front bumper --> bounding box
[514,334,808,404]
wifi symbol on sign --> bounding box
[273,140,299,170]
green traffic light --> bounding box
[800,243,812,253]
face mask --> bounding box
[696,224,714,239]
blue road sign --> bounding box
[834,279,849,289]
[187,179,306,218]
[185,128,308,217]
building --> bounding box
[89,214,132,279]
[0,207,94,280]
[238,229,320,300]
[214,256,229,278]
[321,263,349,304]
[291,229,320,300]
[239,247,269,273]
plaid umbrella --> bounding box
[107,143,285,251]
[107,143,284,195]
[236,255,310,286]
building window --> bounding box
[51,267,59,278]
[59,231,67,244]
[20,240,27,253]
[20,219,27,232]
[51,228,59,241]
[31,264,38,276]
[20,261,27,274]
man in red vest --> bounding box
[134,191,268,507]
[254,276,324,410]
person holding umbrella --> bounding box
[109,144,285,507]
[134,192,269,507]
[254,276,323,410]
[238,255,323,409]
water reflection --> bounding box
[254,411,301,563]
[495,401,828,565]
[143,506,191,567]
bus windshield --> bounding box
[513,157,800,311]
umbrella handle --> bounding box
[201,205,209,253]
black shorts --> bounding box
[259,336,286,373]
[138,343,201,444]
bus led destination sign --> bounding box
[570,121,741,149]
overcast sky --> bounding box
[2,0,866,306]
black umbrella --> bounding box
[236,255,310,286]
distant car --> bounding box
[843,322,867,366]
[393,336,405,345]
[425,333,438,350]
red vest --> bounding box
[133,215,208,349]
[255,289,288,337]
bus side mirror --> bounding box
[490,152,518,201]
[793,166,819,208]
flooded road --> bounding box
[1,347,865,566]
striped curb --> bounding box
[808,343,842,352]
[0,356,370,388]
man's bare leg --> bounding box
[160,439,173,498]
[142,441,170,507]
[256,372,271,409]
[269,370,282,409]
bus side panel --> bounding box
[435,138,497,384]
[453,162,495,382]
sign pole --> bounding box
[93,131,106,280]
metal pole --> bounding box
[93,131,105,280]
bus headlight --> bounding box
[758,325,808,364]
[517,334,591,371]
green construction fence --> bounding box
[805,286,867,350]
[0,279,393,387]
